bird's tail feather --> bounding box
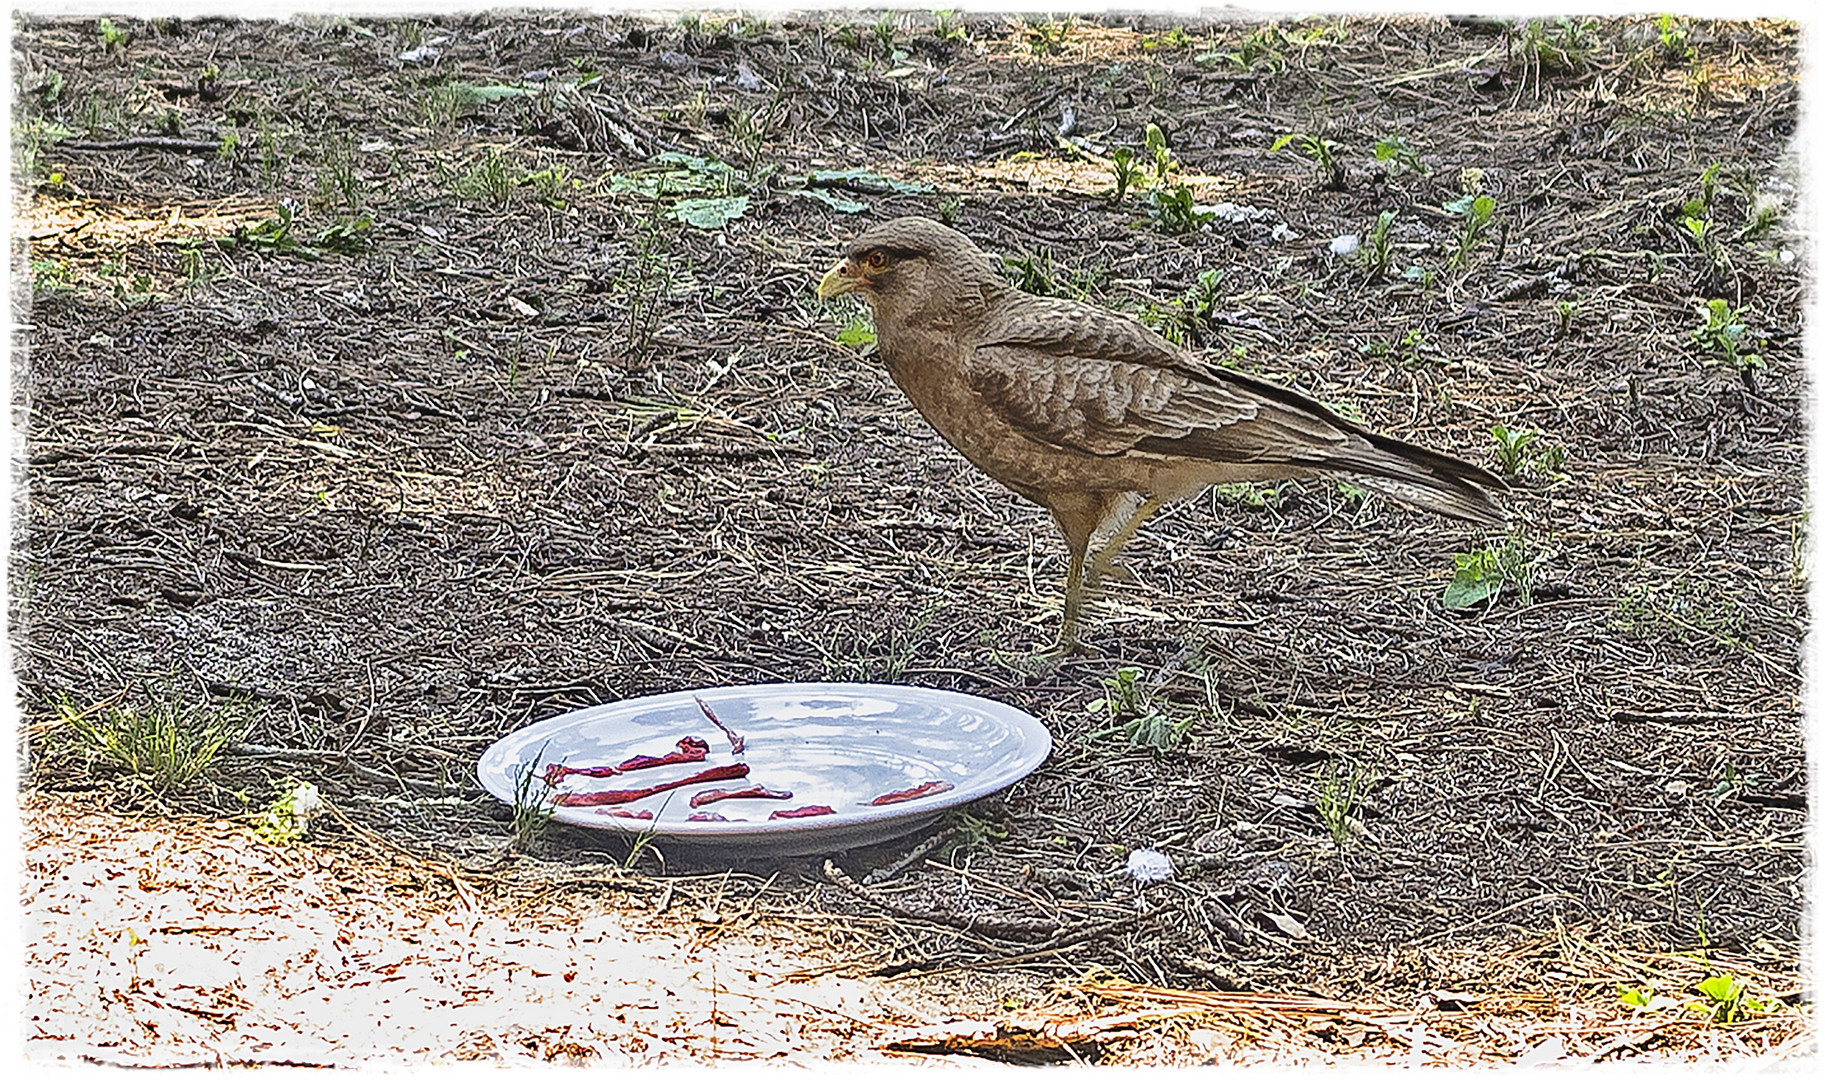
[1328,430,1508,527]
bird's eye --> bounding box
[865,251,889,271]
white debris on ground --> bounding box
[1122,849,1175,885]
[19,793,925,1067]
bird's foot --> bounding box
[997,634,1100,678]
[1083,562,1136,590]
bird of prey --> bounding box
[817,216,1505,650]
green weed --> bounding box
[1373,135,1425,174]
[1200,24,1286,72]
[932,10,969,44]
[56,685,255,790]
[1514,17,1598,75]
[1691,973,1778,1024]
[253,778,325,843]
[1692,299,1763,372]
[1442,530,1537,611]
[97,17,131,51]
[1611,579,1748,650]
[1086,667,1192,751]
[523,162,575,208]
[1022,15,1076,55]
[313,135,364,211]
[455,146,519,207]
[1655,14,1692,64]
[1271,131,1345,189]
[1361,210,1396,278]
[1146,184,1213,235]
[1489,424,1566,481]
[1108,147,1144,203]
[1316,759,1373,848]
[1445,192,1497,270]
[510,747,559,849]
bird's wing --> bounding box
[968,295,1352,461]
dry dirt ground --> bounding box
[11,10,1814,1067]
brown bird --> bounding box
[817,216,1505,650]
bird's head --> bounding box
[816,216,1002,325]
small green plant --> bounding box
[56,686,253,790]
[1619,985,1678,1010]
[1553,299,1578,338]
[1361,210,1396,278]
[1108,147,1144,203]
[872,14,901,54]
[936,194,963,224]
[1489,424,1538,478]
[1445,192,1497,270]
[1691,973,1777,1024]
[1692,299,1763,372]
[523,163,574,208]
[835,318,877,353]
[1271,131,1345,189]
[1442,530,1536,611]
[1212,481,1286,509]
[1142,26,1193,51]
[1708,759,1761,801]
[313,136,364,211]
[1149,268,1226,346]
[1204,24,1286,72]
[1655,14,1692,64]
[1515,17,1598,75]
[1611,579,1748,649]
[932,10,968,44]
[1003,251,1059,295]
[942,809,1009,855]
[1023,15,1076,55]
[1360,328,1432,370]
[253,779,325,843]
[1087,667,1193,751]
[1373,135,1426,174]
[455,146,519,207]
[1316,760,1373,848]
[1146,184,1214,235]
[316,212,374,255]
[97,17,131,51]
[420,81,465,129]
[510,749,559,849]
[1143,122,1175,181]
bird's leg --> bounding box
[1039,498,1105,658]
[1085,494,1168,590]
[1056,542,1088,653]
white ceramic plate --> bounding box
[476,683,1052,856]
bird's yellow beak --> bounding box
[817,260,861,299]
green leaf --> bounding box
[1270,134,1297,153]
[835,320,876,346]
[1442,549,1504,611]
[670,195,749,230]
[452,83,535,103]
[1697,974,1740,1003]
[797,187,868,213]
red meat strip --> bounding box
[687,812,730,822]
[689,785,793,809]
[769,805,836,820]
[602,809,653,820]
[554,763,750,807]
[695,697,745,754]
[869,780,955,806]
[543,737,711,785]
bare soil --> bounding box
[12,10,1811,1066]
